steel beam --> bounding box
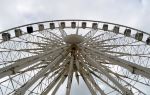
[80,49,133,95]
[66,56,74,95]
[13,49,69,95]
[78,55,106,95]
[81,65,106,95]
[80,69,97,95]
[41,66,69,95]
[58,27,67,39]
[0,45,67,79]
[82,45,150,79]
[51,74,67,95]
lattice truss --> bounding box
[0,20,150,95]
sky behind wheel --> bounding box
[0,0,150,32]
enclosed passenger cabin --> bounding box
[113,26,119,34]
[50,23,55,29]
[103,24,108,31]
[135,32,143,41]
[124,29,131,37]
[71,22,76,28]
[92,23,98,30]
[27,26,33,33]
[60,22,65,29]
[146,37,150,45]
[2,33,11,41]
[82,22,86,29]
[15,29,22,37]
[38,24,44,31]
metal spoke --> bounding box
[0,20,150,95]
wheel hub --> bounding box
[64,34,84,44]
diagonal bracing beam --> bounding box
[41,65,69,95]
[80,48,134,95]
[82,45,150,79]
[12,48,69,95]
[78,55,107,95]
[58,24,67,39]
[66,56,74,95]
[0,45,68,79]
[80,68,97,95]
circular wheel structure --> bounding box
[0,20,150,95]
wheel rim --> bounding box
[0,20,150,95]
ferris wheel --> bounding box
[0,19,150,95]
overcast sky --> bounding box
[0,0,150,32]
[0,0,150,95]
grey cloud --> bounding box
[0,0,150,32]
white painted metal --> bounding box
[13,49,69,95]
[41,67,69,95]
[81,64,106,95]
[0,20,150,95]
[82,45,150,79]
[58,26,67,38]
[51,74,67,95]
[80,49,134,95]
[66,56,74,95]
[80,68,97,95]
[0,46,67,79]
